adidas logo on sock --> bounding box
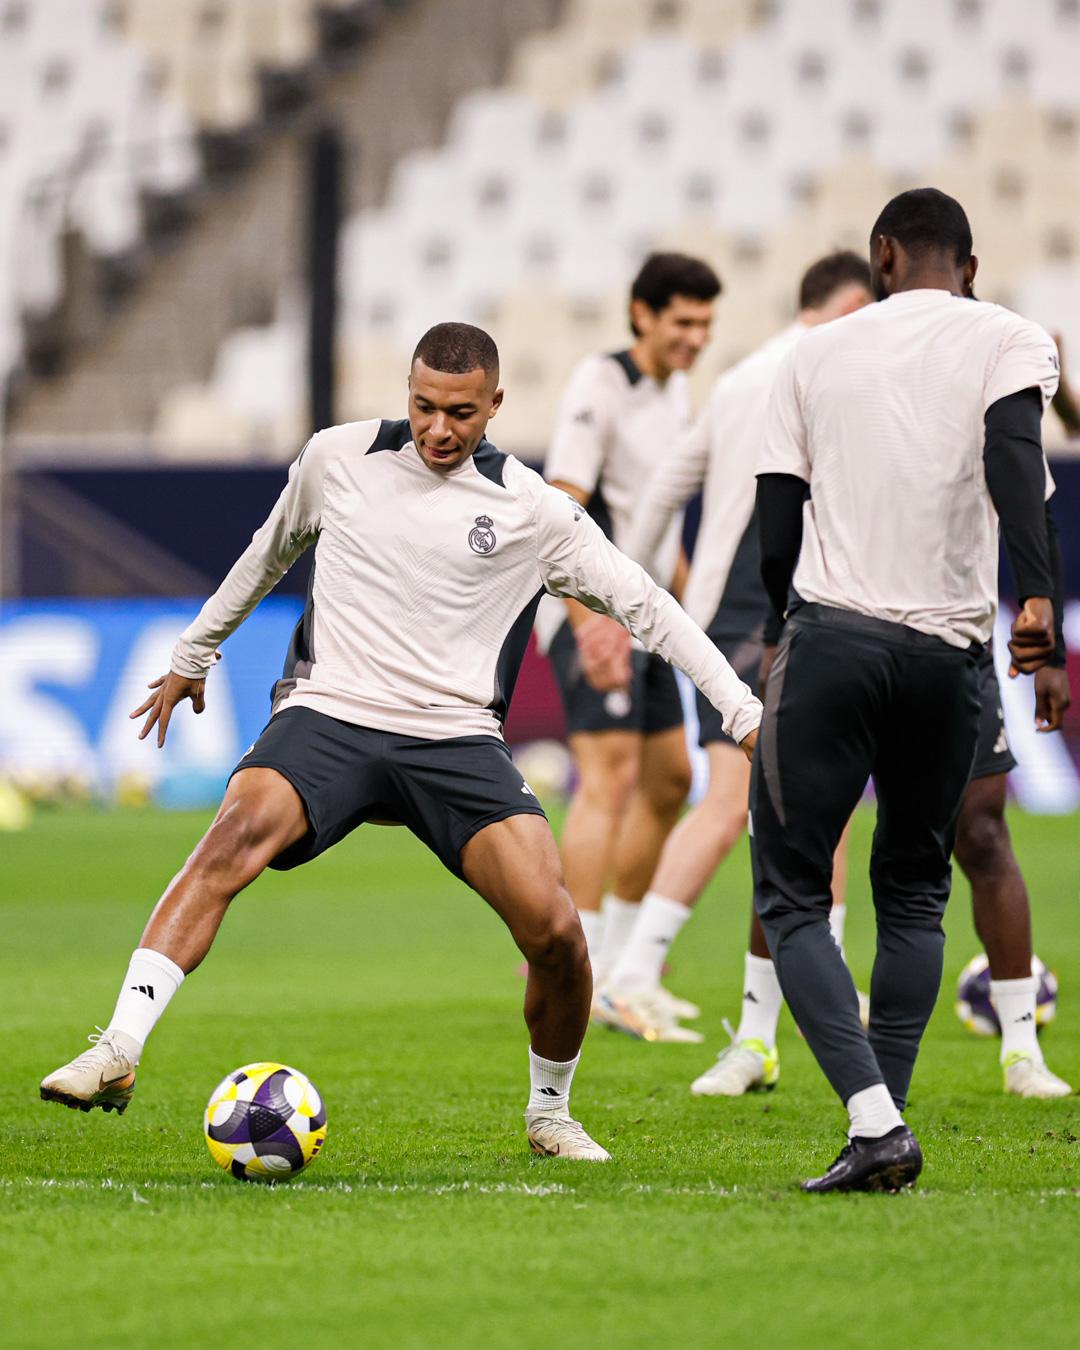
[744,990,759,1003]
[131,984,155,1000]
[538,1086,561,1096]
[1015,1012,1034,1022]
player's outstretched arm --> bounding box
[171,442,324,680]
[536,486,762,756]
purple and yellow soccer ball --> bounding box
[204,1062,327,1183]
[954,954,1058,1038]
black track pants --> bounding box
[750,604,981,1109]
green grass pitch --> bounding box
[2,802,1079,1348]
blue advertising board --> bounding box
[0,598,1078,813]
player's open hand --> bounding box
[575,614,633,692]
[738,728,758,761]
[130,671,208,747]
[1008,597,1055,676]
[1034,666,1071,733]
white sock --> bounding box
[735,952,783,1046]
[846,1083,904,1139]
[578,909,604,966]
[593,894,639,985]
[829,903,847,959]
[105,948,185,1055]
[526,1048,579,1117]
[992,976,1041,1063]
[608,892,691,993]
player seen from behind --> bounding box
[39,323,762,1162]
[752,189,1062,1192]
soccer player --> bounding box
[39,323,762,1162]
[752,189,1061,1192]
[539,252,721,1039]
[607,252,873,1053]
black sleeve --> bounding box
[984,388,1053,602]
[756,472,808,625]
[1047,502,1067,667]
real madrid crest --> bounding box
[468,514,496,555]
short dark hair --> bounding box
[870,187,973,264]
[412,322,499,380]
[629,251,721,334]
[798,250,872,310]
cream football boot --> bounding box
[40,1028,140,1114]
[597,987,705,1043]
[526,1113,612,1161]
[1003,1052,1073,1098]
[691,1021,780,1096]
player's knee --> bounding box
[954,808,1009,880]
[521,902,587,972]
[196,802,283,885]
[644,758,692,816]
[578,753,639,816]
[700,788,748,850]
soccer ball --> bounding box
[204,1062,327,1183]
[954,954,1058,1037]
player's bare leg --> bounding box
[40,769,308,1114]
[560,729,642,981]
[610,725,693,902]
[693,824,856,1096]
[605,742,742,1041]
[462,813,610,1159]
[954,773,1072,1098]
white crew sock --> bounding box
[593,894,639,985]
[846,1083,904,1139]
[735,952,784,1046]
[105,948,185,1055]
[578,909,604,966]
[992,976,1041,1063]
[526,1048,580,1117]
[828,903,847,959]
[607,892,691,993]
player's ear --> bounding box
[629,297,653,337]
[488,386,504,417]
[964,254,979,296]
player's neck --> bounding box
[890,270,965,298]
[628,339,669,385]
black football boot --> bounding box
[800,1125,923,1194]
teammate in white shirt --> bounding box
[753,190,1061,1192]
[607,253,873,1050]
[540,253,720,1038]
[40,323,762,1162]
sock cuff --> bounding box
[641,892,691,923]
[990,975,1038,996]
[745,952,775,975]
[529,1048,581,1074]
[602,895,638,917]
[133,947,185,986]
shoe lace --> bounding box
[69,1027,118,1069]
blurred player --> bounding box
[539,252,721,1037]
[39,323,763,1162]
[753,189,1061,1192]
[608,253,873,1052]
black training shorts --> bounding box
[547,619,684,737]
[233,706,546,879]
[969,641,1018,781]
